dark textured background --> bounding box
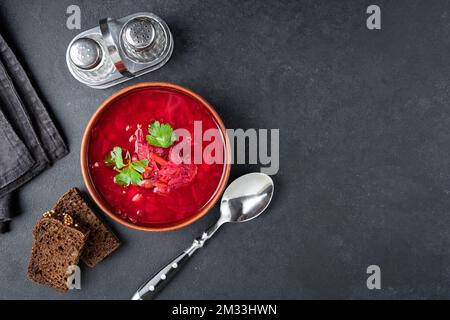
[1,0,450,299]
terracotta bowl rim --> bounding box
[80,82,231,232]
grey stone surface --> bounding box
[1,0,450,299]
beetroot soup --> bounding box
[87,87,226,228]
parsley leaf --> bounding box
[130,159,149,173]
[104,146,126,169]
[116,166,143,186]
[114,172,131,186]
[105,147,150,187]
[146,121,177,148]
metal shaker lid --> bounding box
[69,38,103,70]
[123,18,155,51]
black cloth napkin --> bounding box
[0,33,68,232]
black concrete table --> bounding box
[1,0,450,299]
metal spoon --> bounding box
[131,172,274,300]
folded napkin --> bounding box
[0,33,68,233]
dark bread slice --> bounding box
[28,211,89,292]
[53,188,120,267]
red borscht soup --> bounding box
[87,86,227,229]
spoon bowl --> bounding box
[220,173,274,223]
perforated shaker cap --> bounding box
[123,17,156,51]
[69,38,103,70]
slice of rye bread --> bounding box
[28,211,89,292]
[53,188,120,267]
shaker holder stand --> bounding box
[66,12,174,89]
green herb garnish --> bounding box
[104,146,126,169]
[130,159,149,173]
[114,166,143,186]
[105,147,149,187]
[146,121,177,148]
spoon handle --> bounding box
[131,232,209,300]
